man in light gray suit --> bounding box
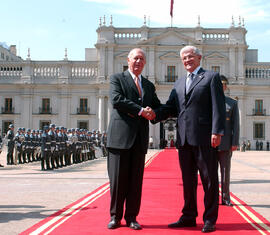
[218,75,239,206]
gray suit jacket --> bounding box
[218,96,239,151]
[154,68,225,147]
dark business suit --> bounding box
[218,96,239,203]
[155,68,225,225]
[107,70,161,222]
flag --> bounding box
[170,0,174,17]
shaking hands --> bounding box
[141,106,156,120]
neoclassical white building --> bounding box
[1,17,270,149]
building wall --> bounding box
[1,22,270,149]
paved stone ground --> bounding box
[0,148,269,235]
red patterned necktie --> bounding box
[135,76,142,97]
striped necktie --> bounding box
[186,73,194,93]
[135,76,142,97]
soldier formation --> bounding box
[4,124,108,170]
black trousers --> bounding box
[107,135,145,222]
[178,142,219,225]
[217,150,232,202]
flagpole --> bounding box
[170,0,174,27]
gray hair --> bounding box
[128,48,146,59]
[180,46,201,57]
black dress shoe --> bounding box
[127,221,142,230]
[202,222,216,233]
[168,219,196,228]
[222,200,233,206]
[107,219,121,229]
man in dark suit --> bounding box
[218,75,239,206]
[154,45,225,233]
[106,48,161,230]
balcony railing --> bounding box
[1,107,14,114]
[0,61,99,81]
[77,107,90,115]
[39,107,52,114]
[252,109,266,116]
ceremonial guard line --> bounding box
[3,124,108,170]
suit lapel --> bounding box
[124,70,140,96]
[186,68,205,95]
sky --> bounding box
[1,0,270,62]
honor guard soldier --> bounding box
[63,128,71,166]
[70,128,77,164]
[75,128,82,163]
[101,131,108,157]
[48,124,57,169]
[6,124,15,165]
[58,126,65,167]
[0,132,4,167]
[41,125,52,170]
[24,129,32,162]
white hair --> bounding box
[128,48,146,59]
[180,46,201,57]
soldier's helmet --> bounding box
[9,124,14,128]
[71,128,75,132]
[43,125,49,131]
[55,126,60,131]
[27,128,31,133]
[49,124,56,129]
[60,126,64,130]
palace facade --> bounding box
[1,17,270,149]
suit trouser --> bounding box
[178,142,219,225]
[107,135,145,222]
[217,150,232,202]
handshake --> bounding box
[141,106,156,120]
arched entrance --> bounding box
[159,118,177,148]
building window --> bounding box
[78,98,89,114]
[255,100,263,115]
[123,65,128,72]
[211,66,220,72]
[166,66,177,82]
[254,123,265,139]
[4,98,13,113]
[78,121,88,130]
[1,52,4,59]
[40,98,51,114]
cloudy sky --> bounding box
[1,0,270,61]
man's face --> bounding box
[181,49,201,73]
[127,49,146,76]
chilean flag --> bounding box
[170,0,174,17]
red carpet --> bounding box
[21,149,270,235]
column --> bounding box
[107,47,114,78]
[58,86,70,127]
[237,96,246,142]
[98,95,105,131]
[99,47,106,79]
[238,47,245,83]
[149,47,155,82]
[229,47,236,78]
[21,87,33,128]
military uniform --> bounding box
[6,124,15,165]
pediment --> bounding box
[115,51,129,59]
[204,52,228,60]
[138,30,198,46]
[159,51,180,60]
